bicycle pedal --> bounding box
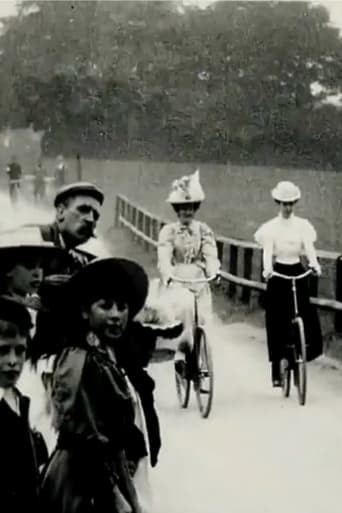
[200,389,209,394]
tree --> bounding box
[0,1,342,167]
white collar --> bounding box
[58,233,66,249]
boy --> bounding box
[0,296,41,512]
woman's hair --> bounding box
[27,308,87,366]
[172,202,201,213]
[0,319,30,339]
[275,200,298,205]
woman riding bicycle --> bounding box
[254,181,323,387]
[157,170,220,377]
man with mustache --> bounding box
[37,183,105,408]
[39,182,105,273]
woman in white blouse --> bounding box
[254,181,322,387]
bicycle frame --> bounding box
[270,269,313,405]
[270,269,313,321]
[171,273,217,417]
[169,274,217,328]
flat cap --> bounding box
[54,182,104,207]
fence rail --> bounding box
[115,194,342,327]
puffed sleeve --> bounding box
[157,224,175,282]
[302,219,317,244]
[200,222,221,277]
[302,219,320,269]
[51,347,86,432]
[254,221,274,275]
[254,222,269,247]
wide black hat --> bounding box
[54,182,104,207]
[66,258,149,318]
[0,226,67,271]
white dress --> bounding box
[148,220,220,350]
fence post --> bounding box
[114,196,121,227]
[335,256,342,331]
[258,252,266,309]
[241,247,253,304]
[228,244,238,298]
[121,198,127,225]
[216,238,223,265]
[143,215,150,252]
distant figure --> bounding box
[76,153,82,181]
[6,155,22,206]
[34,159,46,203]
[54,155,67,188]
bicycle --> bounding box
[169,274,216,419]
[270,269,313,406]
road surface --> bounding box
[149,320,342,513]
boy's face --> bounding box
[0,333,27,388]
[7,260,43,296]
[83,298,129,342]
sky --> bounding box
[0,0,342,27]
[0,1,342,28]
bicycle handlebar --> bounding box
[169,274,218,284]
[271,269,313,281]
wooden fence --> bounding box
[115,193,342,330]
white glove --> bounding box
[309,263,322,277]
[262,268,273,280]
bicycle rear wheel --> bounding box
[175,361,191,409]
[293,317,307,406]
[194,327,214,419]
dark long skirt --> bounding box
[39,445,132,513]
[265,262,323,363]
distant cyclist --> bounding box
[6,155,22,205]
[157,170,221,377]
[254,181,323,387]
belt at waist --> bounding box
[275,257,301,265]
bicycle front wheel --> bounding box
[194,327,214,419]
[175,363,191,409]
[293,317,307,406]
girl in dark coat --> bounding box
[34,257,182,513]
[37,258,150,513]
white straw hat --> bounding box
[271,181,301,202]
[166,170,205,204]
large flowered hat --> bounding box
[271,181,301,202]
[166,170,205,204]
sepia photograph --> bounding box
[0,0,341,511]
